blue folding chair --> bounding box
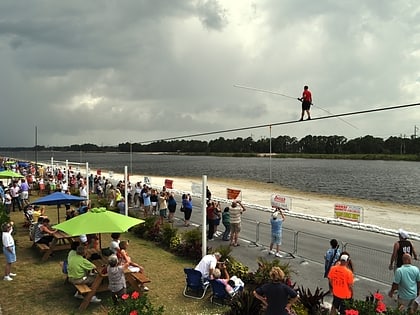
[183,268,210,299]
[209,279,242,305]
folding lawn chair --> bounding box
[209,279,242,305]
[183,268,210,299]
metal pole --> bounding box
[86,162,89,201]
[130,143,133,176]
[267,125,273,183]
[65,160,69,186]
[124,166,128,216]
[35,125,38,167]
[202,175,207,257]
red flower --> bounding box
[345,310,359,315]
[121,293,130,300]
[129,311,138,315]
[376,301,386,313]
[131,291,140,299]
[374,292,384,301]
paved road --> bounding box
[162,196,420,307]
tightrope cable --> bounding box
[139,102,420,144]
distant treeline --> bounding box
[2,135,420,157]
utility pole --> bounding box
[414,125,419,139]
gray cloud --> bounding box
[0,0,418,147]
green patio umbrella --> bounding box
[0,170,25,179]
[53,207,144,236]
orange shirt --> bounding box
[328,264,354,299]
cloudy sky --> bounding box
[0,0,419,147]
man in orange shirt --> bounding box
[298,85,312,121]
[328,254,354,315]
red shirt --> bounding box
[302,90,312,103]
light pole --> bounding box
[267,125,273,183]
[130,142,133,176]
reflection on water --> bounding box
[6,151,420,206]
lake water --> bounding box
[5,151,420,206]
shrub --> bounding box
[107,291,164,315]
[161,223,177,248]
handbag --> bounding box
[180,206,185,212]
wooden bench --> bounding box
[130,272,151,285]
[35,243,50,252]
[73,283,92,295]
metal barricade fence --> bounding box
[342,242,394,284]
[178,198,420,285]
[241,217,296,256]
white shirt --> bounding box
[2,228,14,247]
[195,254,217,278]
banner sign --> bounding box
[164,179,173,189]
[270,194,291,210]
[334,203,364,223]
[227,188,241,200]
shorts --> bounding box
[230,223,241,234]
[398,297,415,311]
[151,202,157,207]
[3,245,16,264]
[332,296,350,314]
[271,233,282,245]
[160,208,167,217]
[21,191,29,200]
[302,101,311,111]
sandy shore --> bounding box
[115,173,420,236]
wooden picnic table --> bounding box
[39,230,75,261]
[78,257,151,311]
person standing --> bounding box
[268,208,285,258]
[167,193,177,223]
[389,229,418,272]
[142,187,151,217]
[324,239,341,278]
[2,222,17,281]
[222,207,231,241]
[182,193,193,227]
[388,253,420,313]
[298,85,312,121]
[229,200,246,247]
[253,266,298,315]
[158,191,168,225]
[328,254,354,315]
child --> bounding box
[107,254,128,303]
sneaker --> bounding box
[3,276,13,281]
[8,273,17,277]
[90,296,101,303]
[143,286,149,292]
[74,292,84,299]
[269,250,276,255]
[275,252,283,258]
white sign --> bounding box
[191,182,202,194]
[334,203,364,223]
[270,194,291,211]
[144,177,151,186]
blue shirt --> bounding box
[394,264,420,300]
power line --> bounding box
[139,102,420,144]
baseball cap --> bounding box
[340,254,349,262]
[398,228,409,239]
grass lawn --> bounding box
[0,203,228,315]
